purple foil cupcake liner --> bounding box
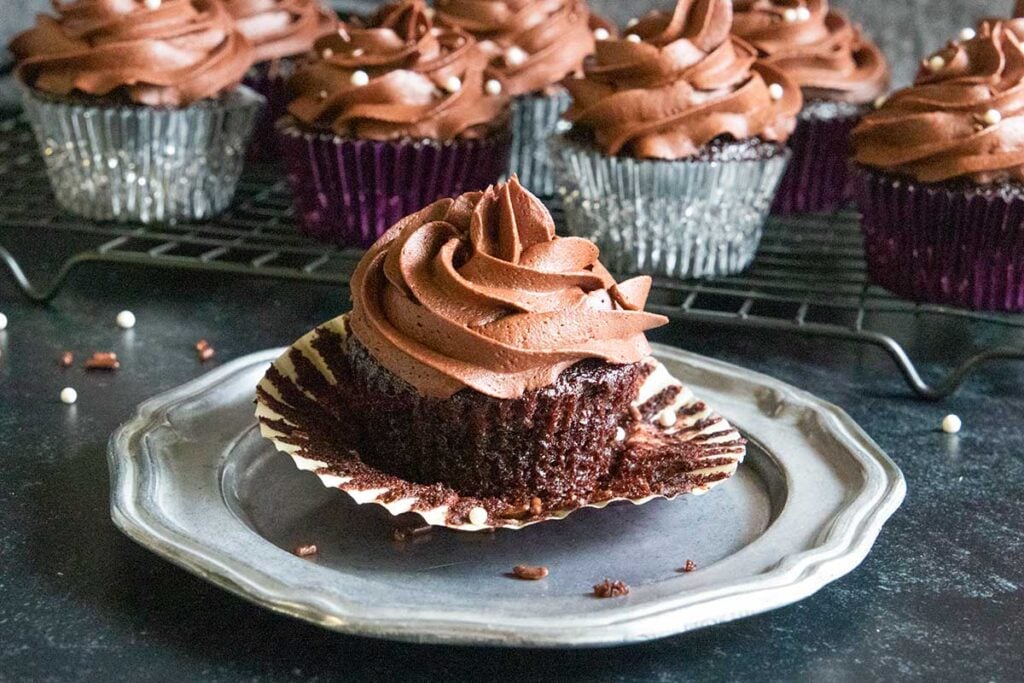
[242,59,296,163]
[853,166,1024,311]
[771,102,866,216]
[278,120,511,248]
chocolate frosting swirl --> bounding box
[349,177,668,399]
[562,0,801,159]
[223,0,336,64]
[287,0,509,140]
[852,21,1024,184]
[9,0,254,107]
[732,0,889,104]
[436,0,598,96]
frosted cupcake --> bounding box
[551,0,801,279]
[734,0,889,215]
[223,0,336,159]
[9,0,261,223]
[852,21,1024,311]
[278,0,511,248]
[436,0,606,195]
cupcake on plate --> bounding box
[436,0,608,196]
[551,0,802,280]
[278,0,512,248]
[733,0,890,215]
[223,0,336,160]
[9,0,261,224]
[851,21,1024,312]
[256,178,746,530]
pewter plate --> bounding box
[108,344,905,648]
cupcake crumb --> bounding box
[85,352,119,371]
[593,579,630,598]
[512,565,548,581]
[529,496,543,516]
[196,339,215,362]
[680,559,697,573]
[59,351,74,368]
[292,544,318,558]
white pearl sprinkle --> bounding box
[927,54,946,72]
[874,94,888,109]
[783,8,799,22]
[615,426,626,442]
[505,46,528,66]
[796,6,811,21]
[942,414,962,434]
[442,75,462,93]
[60,387,78,405]
[321,48,333,59]
[658,410,677,428]
[626,17,639,28]
[594,27,610,41]
[0,312,6,331]
[984,108,1002,125]
[116,310,136,329]
[959,27,977,42]
[768,83,784,101]
[351,48,364,57]
[143,0,161,9]
[484,79,502,96]
[626,34,642,43]
[350,70,369,87]
[468,506,488,526]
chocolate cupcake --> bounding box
[256,178,746,529]
[9,0,261,223]
[436,0,607,196]
[851,21,1024,311]
[733,0,889,215]
[278,0,512,248]
[223,0,336,160]
[550,0,801,279]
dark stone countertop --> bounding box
[0,254,1022,681]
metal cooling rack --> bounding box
[1,116,1022,399]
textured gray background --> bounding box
[0,1,1012,99]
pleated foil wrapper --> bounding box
[278,119,511,248]
[19,85,263,224]
[508,90,571,197]
[853,165,1024,311]
[255,314,746,532]
[550,134,791,280]
[771,101,867,216]
[242,59,298,164]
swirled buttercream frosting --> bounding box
[852,21,1024,184]
[349,177,668,399]
[224,0,335,64]
[436,0,598,96]
[286,0,509,140]
[732,0,889,104]
[562,0,801,159]
[9,0,254,107]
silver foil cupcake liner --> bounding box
[550,134,791,279]
[509,90,571,197]
[19,85,264,224]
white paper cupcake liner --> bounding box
[508,90,572,197]
[550,134,791,279]
[255,314,746,532]
[19,85,264,224]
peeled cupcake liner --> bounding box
[509,89,572,197]
[277,118,511,248]
[255,314,746,532]
[771,101,867,216]
[242,58,299,163]
[19,85,263,224]
[853,166,1024,312]
[550,133,791,280]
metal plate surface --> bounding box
[108,344,905,647]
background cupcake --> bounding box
[223,0,336,160]
[278,0,511,248]
[551,0,801,279]
[733,0,890,215]
[436,0,605,196]
[852,20,1024,312]
[9,0,261,223]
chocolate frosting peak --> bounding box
[9,0,254,106]
[563,0,801,159]
[223,0,336,63]
[349,177,667,399]
[286,0,509,140]
[853,21,1024,184]
[733,0,889,104]
[436,0,598,96]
